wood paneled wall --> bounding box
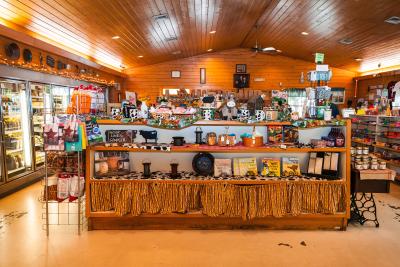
[355,71,400,102]
[125,49,356,105]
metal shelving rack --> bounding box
[350,114,400,180]
[41,90,86,236]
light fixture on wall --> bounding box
[138,55,144,58]
[112,36,120,39]
[301,32,309,35]
[207,48,213,52]
[354,58,363,61]
[209,30,216,34]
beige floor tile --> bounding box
[1,181,400,267]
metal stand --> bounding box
[350,192,380,227]
[42,90,86,236]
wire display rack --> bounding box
[41,151,86,235]
[40,85,106,236]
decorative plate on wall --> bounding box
[46,55,55,68]
[5,43,20,60]
[23,49,32,63]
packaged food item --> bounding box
[233,157,258,176]
[69,175,85,201]
[85,117,103,145]
[214,159,232,177]
[57,173,71,201]
[261,158,281,177]
[43,175,58,201]
[282,157,301,177]
[283,126,299,143]
[267,126,283,144]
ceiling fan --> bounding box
[250,25,280,56]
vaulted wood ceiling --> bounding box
[0,0,399,73]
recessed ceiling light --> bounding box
[112,36,120,39]
[153,14,169,21]
[339,38,353,45]
[207,48,213,52]
[262,47,276,52]
[301,32,309,35]
[354,58,363,61]
[165,37,177,41]
[209,30,216,34]
[385,16,400,25]
[138,55,143,58]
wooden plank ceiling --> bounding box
[0,0,399,73]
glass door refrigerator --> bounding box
[0,80,33,180]
[30,83,51,169]
[51,85,73,114]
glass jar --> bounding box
[206,132,217,146]
[379,161,387,170]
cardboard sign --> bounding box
[105,130,136,143]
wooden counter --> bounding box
[85,120,351,230]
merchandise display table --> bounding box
[350,169,393,227]
[85,120,351,230]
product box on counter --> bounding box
[261,158,281,177]
[94,151,130,178]
[233,157,258,176]
[282,157,301,177]
[214,159,232,177]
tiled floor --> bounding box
[1,181,400,267]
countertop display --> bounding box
[84,119,351,230]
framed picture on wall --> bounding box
[331,88,345,104]
[233,74,250,89]
[200,68,206,84]
[236,64,247,73]
[171,70,181,78]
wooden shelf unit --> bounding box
[91,145,347,153]
[85,120,351,230]
[351,115,400,181]
[97,119,292,127]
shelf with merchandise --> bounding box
[350,115,400,179]
[84,120,351,230]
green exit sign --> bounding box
[315,53,324,64]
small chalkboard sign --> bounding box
[105,130,136,144]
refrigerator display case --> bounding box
[30,83,51,169]
[0,80,32,180]
[51,85,73,114]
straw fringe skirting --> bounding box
[90,181,346,220]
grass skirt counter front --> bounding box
[86,120,351,230]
